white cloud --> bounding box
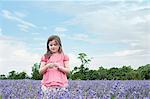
[53,32,67,38]
[71,8,148,35]
[65,1,149,55]
[14,11,26,18]
[54,27,68,33]
[63,1,149,36]
[1,10,37,32]
[66,33,101,44]
[0,35,41,76]
[33,37,45,41]
[112,49,143,57]
[17,24,29,32]
[32,1,149,44]
[90,52,150,70]
[68,33,88,41]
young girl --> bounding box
[39,35,70,98]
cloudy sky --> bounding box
[0,0,150,76]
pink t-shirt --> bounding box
[40,53,69,87]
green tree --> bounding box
[17,71,28,79]
[118,66,133,80]
[71,53,91,80]
[31,63,42,80]
[126,70,140,80]
[0,74,7,79]
[97,66,108,80]
[78,53,91,73]
[7,70,29,79]
[107,67,120,80]
[86,70,99,80]
[137,64,150,80]
[8,70,17,79]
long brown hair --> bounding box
[44,35,63,59]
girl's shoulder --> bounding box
[40,54,48,62]
[62,53,69,61]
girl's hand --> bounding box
[53,63,61,69]
[53,63,60,67]
[46,63,54,68]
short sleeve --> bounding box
[40,55,48,63]
[63,54,69,61]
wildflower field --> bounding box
[0,80,150,99]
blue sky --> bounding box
[0,0,150,76]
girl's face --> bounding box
[48,39,60,53]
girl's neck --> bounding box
[52,52,59,55]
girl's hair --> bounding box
[44,35,63,59]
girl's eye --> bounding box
[49,44,57,46]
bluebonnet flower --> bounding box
[0,80,150,98]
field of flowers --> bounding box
[0,80,150,99]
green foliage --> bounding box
[78,53,91,67]
[17,71,28,79]
[107,67,120,80]
[70,64,150,80]
[137,64,150,80]
[126,70,140,80]
[86,70,99,80]
[5,70,29,79]
[70,53,91,80]
[0,74,7,79]
[97,67,108,80]
[31,63,42,80]
[8,70,16,79]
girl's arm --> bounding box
[39,62,54,75]
[39,62,48,75]
[57,61,70,74]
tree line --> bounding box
[0,53,150,80]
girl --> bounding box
[39,35,70,98]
